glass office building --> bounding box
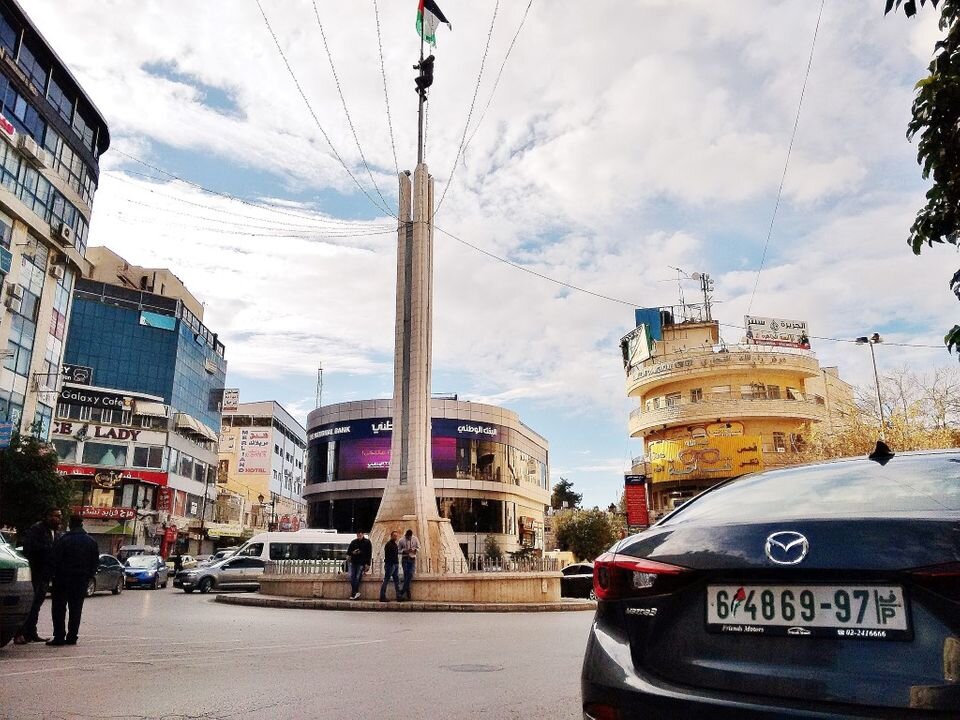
[0,0,110,435]
[304,399,551,555]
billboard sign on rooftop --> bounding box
[744,316,810,349]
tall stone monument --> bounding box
[369,163,464,571]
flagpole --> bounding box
[417,27,425,165]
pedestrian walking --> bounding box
[14,507,61,645]
[379,530,401,602]
[346,530,372,600]
[46,515,99,646]
[397,528,420,601]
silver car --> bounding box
[177,556,266,593]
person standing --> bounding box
[14,508,61,644]
[379,530,401,602]
[397,528,420,601]
[46,515,99,646]
[346,531,372,600]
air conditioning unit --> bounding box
[18,135,46,167]
[48,265,64,280]
[4,295,20,313]
[52,221,74,247]
[5,283,22,300]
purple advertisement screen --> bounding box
[337,436,462,480]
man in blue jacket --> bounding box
[46,515,99,646]
[346,531,372,600]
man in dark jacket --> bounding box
[47,515,99,646]
[346,531,372,600]
[14,507,61,644]
[379,530,401,602]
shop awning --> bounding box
[175,413,218,443]
[134,400,168,418]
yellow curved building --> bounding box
[624,311,853,520]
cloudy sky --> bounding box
[29,0,953,507]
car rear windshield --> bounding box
[661,453,960,525]
[126,555,159,567]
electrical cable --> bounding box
[746,0,826,315]
[254,0,396,218]
[462,0,535,162]
[372,0,400,177]
[434,0,500,216]
[313,0,391,211]
[105,160,391,228]
[432,223,943,350]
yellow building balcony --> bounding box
[626,345,822,397]
[629,395,828,438]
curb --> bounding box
[214,593,597,613]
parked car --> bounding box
[0,534,31,648]
[194,554,215,566]
[177,556,267,593]
[123,554,169,589]
[116,545,158,564]
[560,562,595,599]
[209,547,240,564]
[164,554,197,573]
[582,450,960,719]
[86,554,124,597]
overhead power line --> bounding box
[105,159,391,228]
[313,0,391,212]
[434,0,500,216]
[254,0,395,218]
[372,0,400,177]
[746,0,826,315]
[462,0,535,161]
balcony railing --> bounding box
[629,395,827,435]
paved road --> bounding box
[0,585,593,719]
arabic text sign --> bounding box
[744,316,810,348]
[649,436,764,484]
[624,474,650,527]
[238,428,272,474]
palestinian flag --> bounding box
[417,0,451,47]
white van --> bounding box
[233,529,354,563]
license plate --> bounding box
[706,584,911,640]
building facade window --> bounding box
[82,441,127,466]
[0,14,16,55]
[17,42,47,90]
[772,432,787,452]
[132,445,164,469]
[690,388,703,403]
[767,385,781,400]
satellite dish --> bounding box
[691,272,701,280]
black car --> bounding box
[582,450,960,719]
[86,554,124,597]
[561,562,596,600]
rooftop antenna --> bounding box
[315,364,323,409]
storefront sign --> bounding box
[309,418,510,443]
[61,365,93,385]
[238,428,272,473]
[222,388,240,412]
[624,474,650,528]
[94,470,122,489]
[59,386,132,410]
[72,505,136,521]
[744,316,810,349]
[0,112,16,144]
[58,464,169,486]
[157,487,171,513]
[649,436,763,484]
[52,421,143,441]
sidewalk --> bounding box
[215,593,597,613]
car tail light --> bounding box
[909,562,960,601]
[583,702,620,720]
[593,552,689,601]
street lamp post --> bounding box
[856,333,885,441]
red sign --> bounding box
[165,526,177,542]
[58,464,168,486]
[73,506,136,521]
[290,516,301,532]
[624,475,650,528]
[157,487,171,513]
[0,113,16,143]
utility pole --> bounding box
[856,333,886,441]
[315,364,323,409]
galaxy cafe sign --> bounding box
[59,386,131,410]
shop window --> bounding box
[690,388,703,403]
[772,432,787,453]
[82,442,127,466]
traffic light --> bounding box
[415,54,435,95]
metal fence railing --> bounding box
[266,555,561,577]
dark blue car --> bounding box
[582,450,960,719]
[123,554,169,589]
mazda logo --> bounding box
[764,531,809,565]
